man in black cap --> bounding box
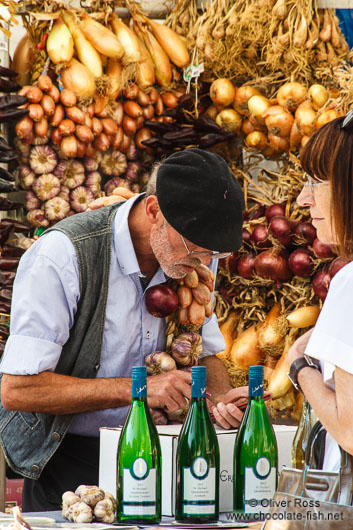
[0,148,247,511]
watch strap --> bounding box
[288,355,320,393]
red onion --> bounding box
[226,252,239,274]
[254,249,292,281]
[251,204,266,220]
[145,283,179,318]
[293,221,317,246]
[237,253,256,278]
[268,215,292,247]
[265,203,285,221]
[242,228,251,244]
[328,256,350,279]
[250,225,270,249]
[312,238,336,259]
[288,248,314,278]
[312,267,331,301]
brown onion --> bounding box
[268,134,290,153]
[161,91,179,108]
[122,115,137,136]
[149,87,159,104]
[75,125,94,144]
[50,104,65,127]
[277,82,307,112]
[312,238,336,258]
[47,84,60,103]
[265,203,285,221]
[27,86,43,104]
[110,127,124,150]
[135,127,152,149]
[248,95,271,125]
[51,128,63,145]
[154,96,164,116]
[312,267,331,300]
[293,222,316,246]
[145,283,179,318]
[295,101,317,136]
[58,119,76,137]
[245,130,267,150]
[263,105,294,137]
[328,256,350,279]
[91,117,103,136]
[237,253,256,278]
[123,83,139,100]
[34,116,49,137]
[60,135,78,158]
[60,88,77,107]
[250,225,270,249]
[308,84,329,111]
[119,134,131,153]
[123,101,143,118]
[137,90,150,107]
[93,133,110,152]
[255,249,292,281]
[41,95,55,117]
[315,109,339,130]
[100,118,118,136]
[241,118,255,135]
[233,85,260,116]
[65,106,85,125]
[210,78,235,107]
[28,103,44,122]
[269,215,292,246]
[288,249,313,277]
[16,115,34,139]
[37,75,52,93]
[76,139,86,158]
[85,143,96,157]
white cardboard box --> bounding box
[99,424,296,516]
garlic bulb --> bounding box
[44,197,71,221]
[70,186,94,212]
[145,351,176,375]
[32,173,61,201]
[27,209,50,227]
[19,165,36,190]
[84,156,99,172]
[99,150,127,177]
[67,501,93,523]
[93,498,115,523]
[29,145,58,174]
[25,191,41,210]
[104,491,117,512]
[62,491,81,510]
[58,185,70,201]
[54,160,68,180]
[171,331,203,367]
[75,485,105,508]
[85,171,102,198]
[63,160,85,189]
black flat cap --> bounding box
[156,148,244,252]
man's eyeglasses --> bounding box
[180,234,232,260]
[341,109,353,130]
[305,174,329,193]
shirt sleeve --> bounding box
[200,259,226,357]
[0,231,80,375]
[305,262,353,375]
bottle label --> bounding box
[132,380,147,398]
[244,457,276,514]
[191,379,207,398]
[182,458,216,514]
[122,458,156,514]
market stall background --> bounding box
[0,0,353,509]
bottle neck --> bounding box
[248,376,264,398]
[132,378,147,400]
[191,377,207,399]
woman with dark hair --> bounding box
[287,114,353,471]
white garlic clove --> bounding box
[62,491,81,509]
[68,501,93,523]
[94,498,115,523]
[75,485,105,508]
[104,491,117,512]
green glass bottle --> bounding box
[175,366,220,523]
[116,366,161,523]
[291,399,317,469]
[233,365,278,516]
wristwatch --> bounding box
[287,355,320,393]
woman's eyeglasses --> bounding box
[305,174,329,193]
[180,234,232,260]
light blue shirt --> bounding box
[0,195,225,436]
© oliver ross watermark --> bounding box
[224,499,345,522]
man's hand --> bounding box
[212,386,249,430]
[287,328,314,367]
[147,370,192,412]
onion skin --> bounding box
[268,215,292,247]
[145,283,179,318]
[237,253,256,279]
[277,82,307,112]
[210,78,235,107]
[312,267,331,301]
[265,203,285,221]
[233,85,260,116]
[230,323,263,370]
[263,105,294,137]
[293,222,316,246]
[312,238,336,259]
[251,224,270,249]
[328,256,350,279]
[255,249,292,281]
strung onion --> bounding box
[277,82,307,112]
[61,135,78,158]
[46,17,74,64]
[79,12,124,59]
[233,85,260,116]
[263,105,294,137]
[210,78,235,107]
[61,59,96,98]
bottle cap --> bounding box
[248,365,264,397]
[191,366,206,378]
[249,365,263,377]
[131,366,147,398]
[132,366,147,378]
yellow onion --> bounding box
[215,108,242,132]
[257,304,288,357]
[61,11,103,78]
[289,120,303,151]
[308,84,329,111]
[11,33,35,87]
[210,78,236,107]
[315,109,339,129]
[263,105,294,137]
[233,85,260,116]
[286,306,320,328]
[110,14,141,65]
[106,60,123,100]
[241,118,255,135]
[244,130,267,150]
[277,82,307,112]
[46,17,74,64]
[142,16,190,68]
[61,59,96,98]
[230,324,263,370]
[248,95,271,126]
[295,100,317,136]
[135,25,172,87]
[136,37,156,88]
[79,12,124,59]
[268,331,297,398]
[268,134,289,153]
[217,310,239,359]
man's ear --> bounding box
[145,195,161,224]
